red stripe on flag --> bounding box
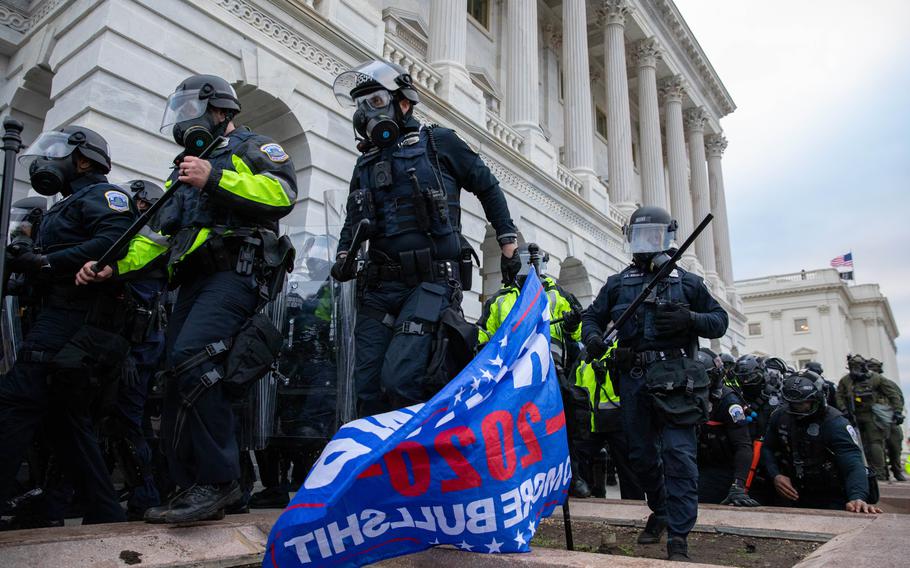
[511,284,543,332]
[358,463,383,479]
[284,502,325,511]
[545,412,566,434]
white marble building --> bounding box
[737,268,902,394]
[0,0,744,351]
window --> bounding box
[794,318,809,333]
[595,107,607,138]
[798,359,811,369]
[467,0,489,30]
[748,322,762,336]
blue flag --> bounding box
[265,270,570,567]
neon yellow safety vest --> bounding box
[477,276,581,348]
[574,342,620,432]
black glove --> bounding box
[500,252,522,284]
[562,308,582,333]
[895,413,905,425]
[330,255,355,282]
[6,251,49,275]
[585,335,609,361]
[654,302,693,337]
[721,480,760,507]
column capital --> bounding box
[633,38,662,69]
[597,0,633,27]
[659,75,687,103]
[543,22,563,51]
[705,133,728,157]
[684,107,708,133]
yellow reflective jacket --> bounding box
[476,276,582,347]
[575,342,620,432]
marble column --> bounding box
[685,106,718,280]
[634,38,666,210]
[659,76,699,268]
[505,0,556,171]
[427,0,484,122]
[562,0,595,178]
[598,0,636,216]
[705,133,734,286]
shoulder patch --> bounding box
[260,143,289,163]
[728,404,746,424]
[846,424,860,447]
[104,190,130,213]
[806,423,820,437]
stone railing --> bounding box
[484,112,523,152]
[382,36,440,95]
[556,164,584,196]
[382,9,428,57]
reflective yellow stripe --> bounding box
[218,154,292,206]
[116,233,169,275]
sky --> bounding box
[674,0,910,389]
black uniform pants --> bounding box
[161,270,259,487]
[0,306,125,524]
[698,464,734,504]
[576,430,645,500]
[354,280,454,417]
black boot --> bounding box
[249,486,291,509]
[667,536,691,562]
[163,481,240,524]
[637,513,668,544]
[569,477,592,498]
[144,487,189,524]
[892,466,907,482]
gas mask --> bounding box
[28,155,78,197]
[633,251,671,272]
[352,90,400,148]
[172,111,227,156]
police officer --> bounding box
[866,358,906,481]
[719,352,736,382]
[78,74,297,523]
[695,348,759,507]
[0,126,135,524]
[805,361,838,411]
[573,346,644,500]
[581,205,728,561]
[330,60,518,416]
[762,371,881,513]
[836,355,903,481]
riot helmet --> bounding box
[122,179,164,212]
[782,370,827,418]
[19,126,111,196]
[8,196,47,254]
[503,243,549,286]
[623,206,677,271]
[720,353,736,376]
[731,354,767,397]
[333,60,419,148]
[696,347,725,400]
[805,361,824,376]
[847,354,868,380]
[866,358,883,374]
[161,74,240,155]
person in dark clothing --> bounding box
[0,126,135,524]
[804,361,838,411]
[762,371,881,513]
[695,349,758,506]
[581,206,728,561]
[330,60,518,416]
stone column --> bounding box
[659,76,699,269]
[634,38,666,210]
[428,0,485,123]
[685,107,717,280]
[598,0,636,216]
[705,133,734,286]
[562,0,595,178]
[505,0,556,171]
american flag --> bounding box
[831,252,853,268]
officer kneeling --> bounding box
[581,206,728,561]
[762,371,881,513]
[330,60,518,416]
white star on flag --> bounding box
[499,335,508,347]
[453,387,464,404]
[489,355,504,367]
[528,520,537,536]
[481,369,494,380]
[428,538,440,545]
[458,540,474,551]
[485,538,503,554]
[471,376,482,392]
[514,530,526,547]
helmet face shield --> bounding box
[333,61,406,107]
[354,90,393,110]
[160,90,210,133]
[626,223,674,254]
[18,131,78,165]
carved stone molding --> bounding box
[0,0,65,34]
[704,134,728,157]
[817,305,831,314]
[683,106,708,132]
[633,38,662,69]
[658,75,686,103]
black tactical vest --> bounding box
[775,407,844,494]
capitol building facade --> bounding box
[0,0,745,352]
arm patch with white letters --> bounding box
[104,190,131,212]
[260,143,289,163]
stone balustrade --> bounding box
[484,112,523,152]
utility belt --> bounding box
[45,285,135,334]
[361,255,460,288]
[633,348,688,369]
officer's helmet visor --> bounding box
[626,223,673,254]
[18,131,79,164]
[333,61,403,107]
[517,251,548,279]
[354,90,393,110]
[160,90,210,132]
[735,370,764,385]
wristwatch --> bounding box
[497,234,517,246]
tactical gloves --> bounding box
[330,255,355,282]
[562,308,582,333]
[895,413,905,425]
[500,252,522,284]
[585,335,609,361]
[721,480,760,507]
[6,251,49,275]
[654,302,694,337]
